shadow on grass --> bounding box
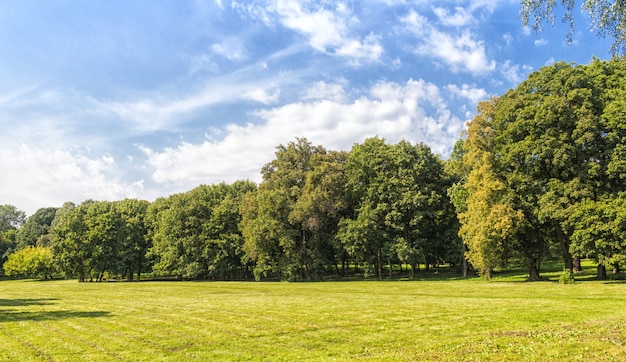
[0,310,111,322]
[0,298,58,307]
[0,298,110,322]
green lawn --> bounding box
[1,273,626,361]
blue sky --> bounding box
[0,0,613,215]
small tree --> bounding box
[4,246,55,279]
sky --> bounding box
[0,0,614,216]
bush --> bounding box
[3,246,55,279]
[559,268,575,284]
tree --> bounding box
[148,181,256,280]
[521,0,626,54]
[15,207,58,250]
[0,204,27,273]
[567,196,626,279]
[459,59,626,279]
[50,202,91,282]
[459,152,525,279]
[115,199,150,281]
[242,138,346,281]
[0,204,26,233]
[203,180,257,280]
[4,246,55,279]
[289,150,349,278]
[339,137,455,279]
[445,138,471,277]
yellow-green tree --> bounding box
[460,152,524,279]
[4,246,55,279]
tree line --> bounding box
[3,58,626,282]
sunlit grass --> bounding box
[1,271,626,361]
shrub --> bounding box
[559,268,575,284]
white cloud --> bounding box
[503,33,513,46]
[400,9,496,74]
[433,7,475,27]
[102,69,291,133]
[499,60,533,84]
[0,145,143,215]
[534,38,548,46]
[141,78,464,188]
[243,87,281,104]
[211,39,247,61]
[468,0,502,13]
[235,0,383,62]
[302,80,347,102]
[446,84,488,104]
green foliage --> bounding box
[521,0,626,54]
[3,246,55,279]
[242,138,347,281]
[460,58,626,280]
[148,181,256,280]
[15,207,57,250]
[340,137,458,279]
[559,268,575,284]
[51,199,152,282]
[0,204,27,272]
[0,204,26,233]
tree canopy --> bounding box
[4,58,626,283]
[461,58,626,279]
[521,0,626,54]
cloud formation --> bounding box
[234,0,384,62]
[0,0,613,214]
[400,9,496,74]
[140,78,463,189]
[0,145,142,213]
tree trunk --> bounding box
[597,264,607,280]
[528,258,540,281]
[556,224,573,271]
[388,259,393,279]
[613,263,620,274]
[462,257,468,278]
[136,256,143,281]
[410,263,416,279]
[377,249,383,280]
[573,257,582,272]
[485,267,492,279]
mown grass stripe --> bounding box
[2,277,626,360]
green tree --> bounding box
[0,204,26,233]
[50,202,91,282]
[445,138,470,276]
[84,201,125,281]
[459,152,525,279]
[521,0,626,53]
[148,181,256,280]
[242,138,345,281]
[0,204,27,273]
[567,196,626,279]
[203,180,257,280]
[4,246,55,279]
[459,59,626,279]
[115,199,150,281]
[15,207,58,250]
[339,137,455,279]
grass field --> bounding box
[2,269,626,361]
